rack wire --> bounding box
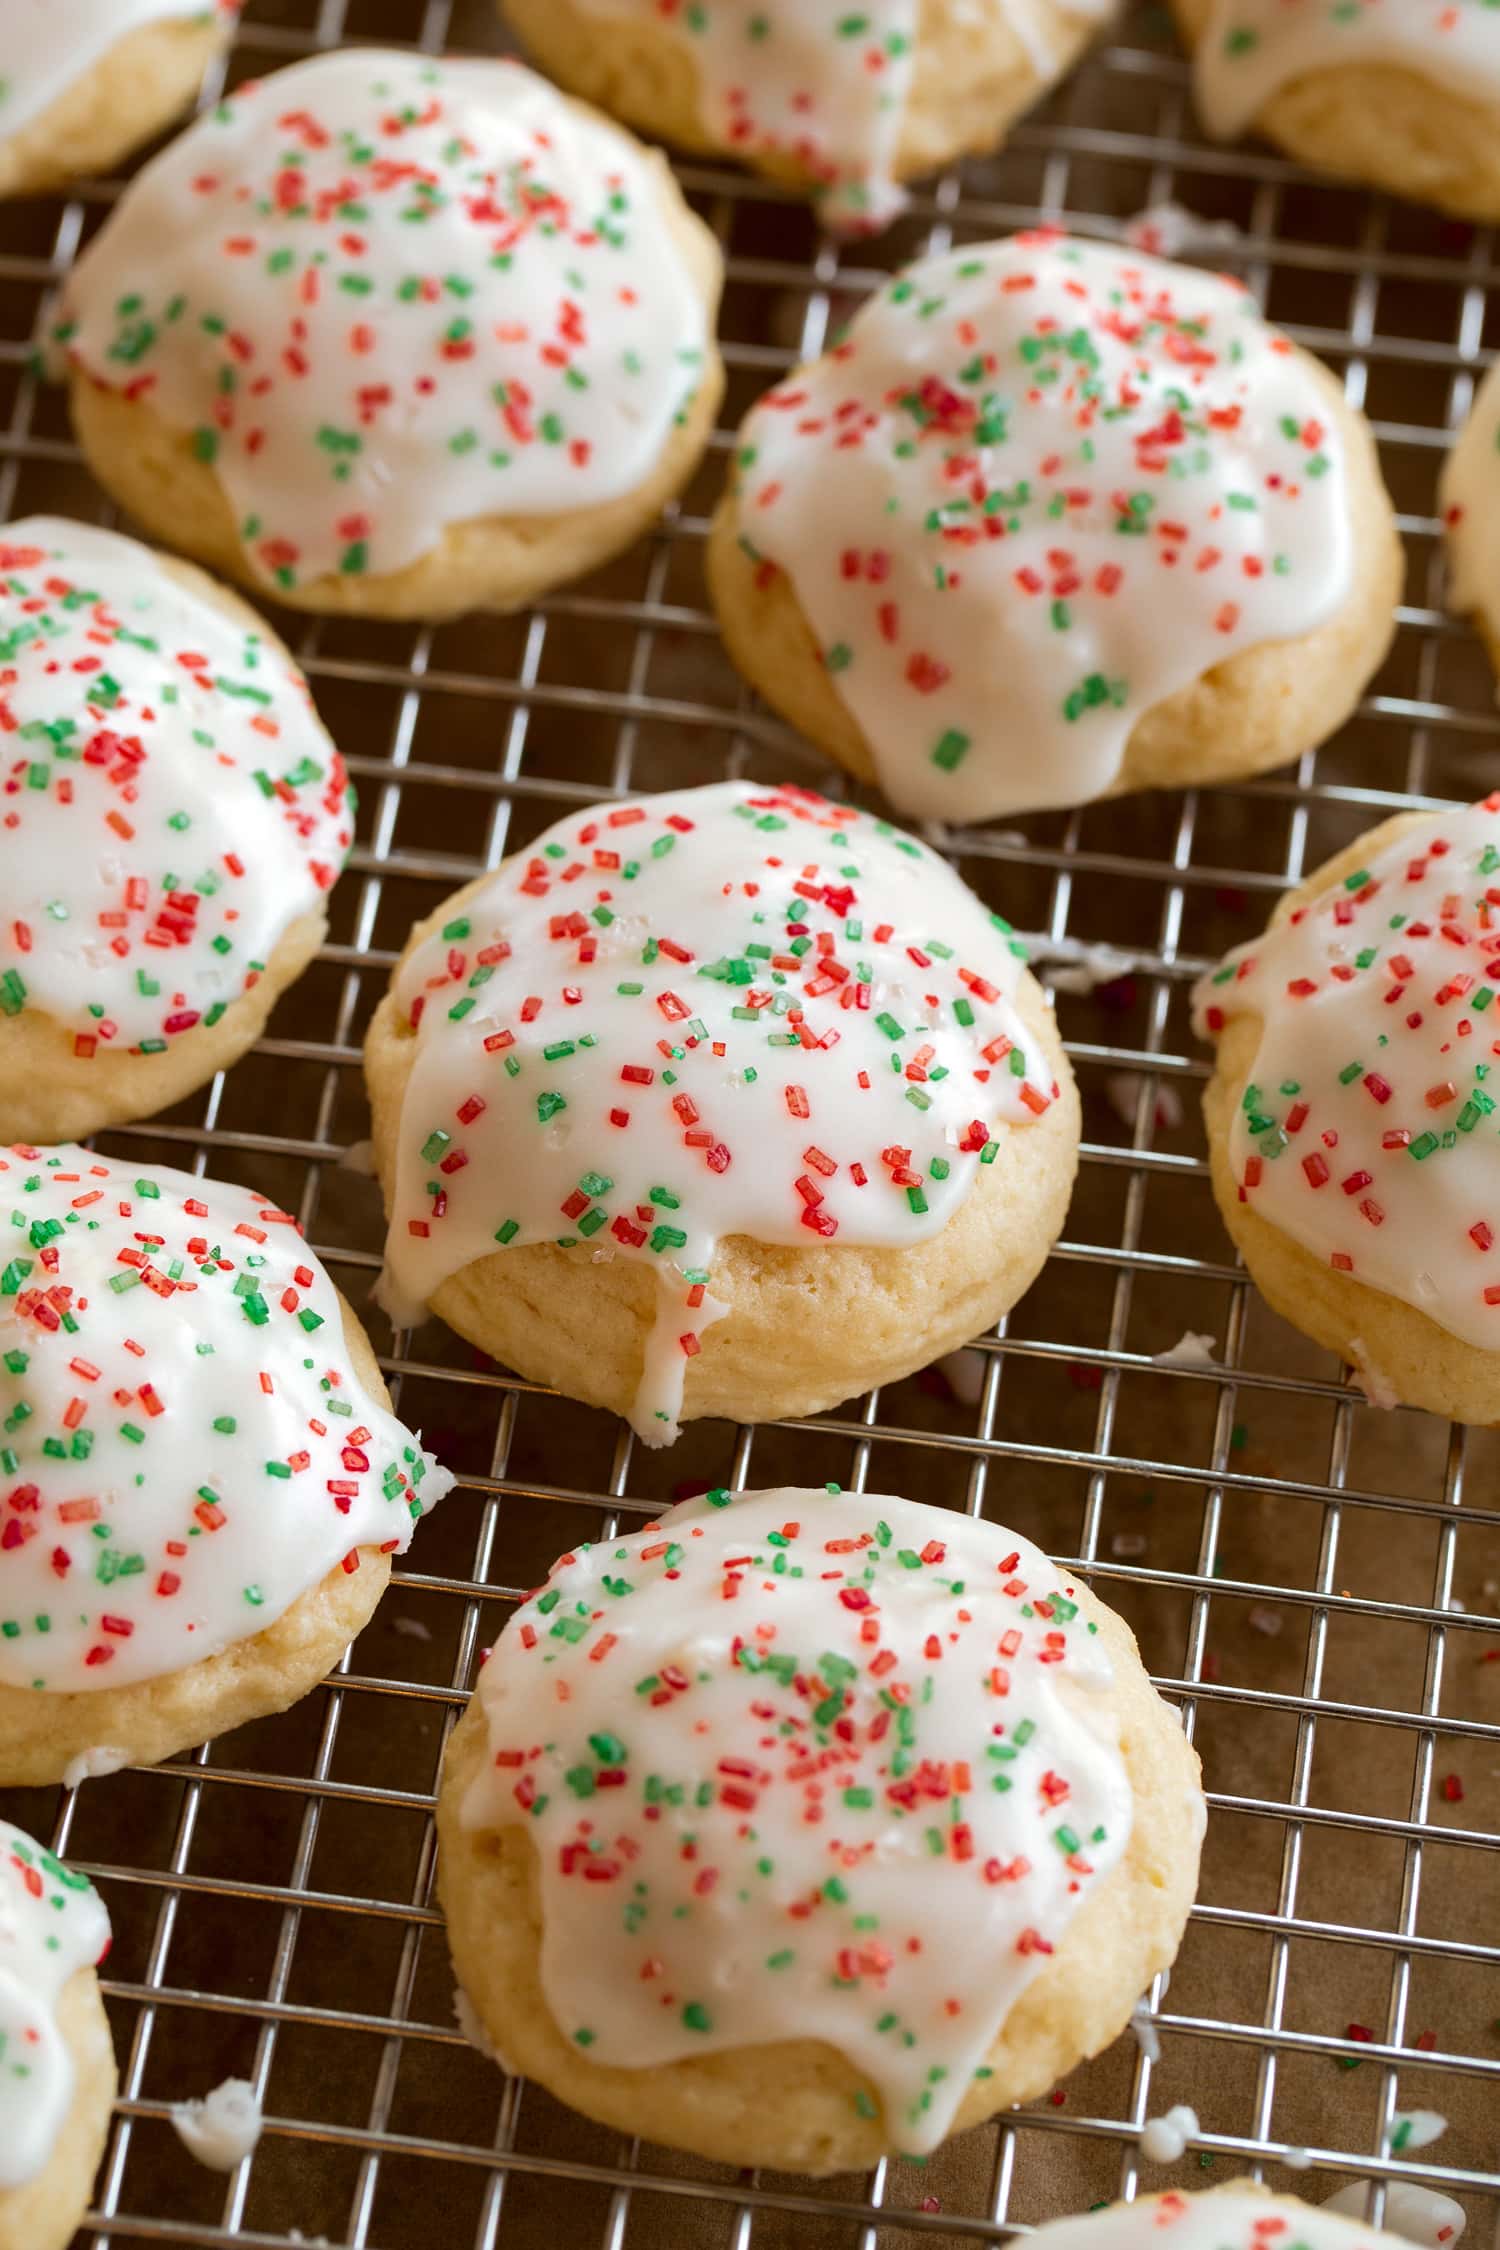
[0,0,1497,2243]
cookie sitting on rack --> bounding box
[437,1481,1204,2172]
[0,1,238,200]
[1172,0,1500,223]
[48,48,724,621]
[1018,2187,1424,2250]
[0,1147,453,1787]
[0,1822,115,2250]
[499,0,1113,235]
[364,779,1079,1445]
[1195,791,1500,1421]
[708,230,1400,825]
[1440,361,1500,679]
[0,519,352,1146]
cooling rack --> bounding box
[0,0,1497,2244]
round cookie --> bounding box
[365,779,1080,1445]
[709,231,1400,825]
[0,1146,453,1786]
[50,48,724,621]
[0,1,238,200]
[1441,359,1500,677]
[0,1821,115,2250]
[1172,0,1500,223]
[1027,2187,1413,2250]
[1195,792,1500,1421]
[500,0,1113,235]
[0,517,352,1145]
[437,1482,1205,2172]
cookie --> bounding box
[0,1147,453,1786]
[1172,0,1500,222]
[708,231,1400,824]
[1440,360,1500,675]
[500,0,1112,233]
[1029,2187,1405,2250]
[0,1822,115,2250]
[0,1,237,200]
[365,779,1079,1444]
[51,49,724,620]
[437,1482,1205,2172]
[1195,792,1500,1421]
[0,518,351,1145]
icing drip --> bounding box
[53,49,712,595]
[463,1484,1131,2153]
[0,1146,452,1693]
[1028,2191,1392,2250]
[731,230,1352,822]
[376,780,1060,1443]
[1193,0,1500,141]
[1440,358,1500,632]
[1194,793,1500,1349]
[0,1820,110,2190]
[566,0,1111,230]
[0,518,350,1051]
[0,1,236,142]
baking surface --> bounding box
[0,0,1497,2244]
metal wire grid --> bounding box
[0,0,1494,2243]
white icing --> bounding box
[54,49,712,597]
[1193,0,1500,142]
[1324,2185,1467,2248]
[732,233,1352,823]
[565,0,1110,231]
[0,517,349,1050]
[170,2076,261,2169]
[375,779,1062,1443]
[1442,359,1500,644]
[463,1484,1133,2154]
[1129,1996,1161,2061]
[0,1820,110,2189]
[0,0,232,143]
[1140,2104,1200,2162]
[1151,1332,1217,1367]
[1194,795,1500,1352]
[0,1147,452,1693]
[1030,2189,1396,2250]
[1390,2112,1449,2154]
[60,1745,130,1790]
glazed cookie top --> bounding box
[0,1820,111,2190]
[0,1147,452,1693]
[463,1484,1134,2153]
[1195,793,1500,1350]
[1440,357,1500,625]
[1191,0,1500,140]
[731,231,1353,822]
[563,0,1108,231]
[53,48,714,598]
[0,1,237,143]
[376,779,1063,1442]
[0,519,350,1055]
[1031,2191,1387,2250]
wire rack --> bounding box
[0,0,1497,2244]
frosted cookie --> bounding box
[1195,792,1500,1422]
[1028,2189,1406,2250]
[0,1147,453,1786]
[1441,362,1500,677]
[500,0,1113,235]
[437,1483,1204,2172]
[51,49,724,621]
[0,1823,115,2250]
[1172,0,1500,222]
[0,2,238,200]
[709,232,1400,825]
[365,780,1079,1444]
[0,518,351,1146]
